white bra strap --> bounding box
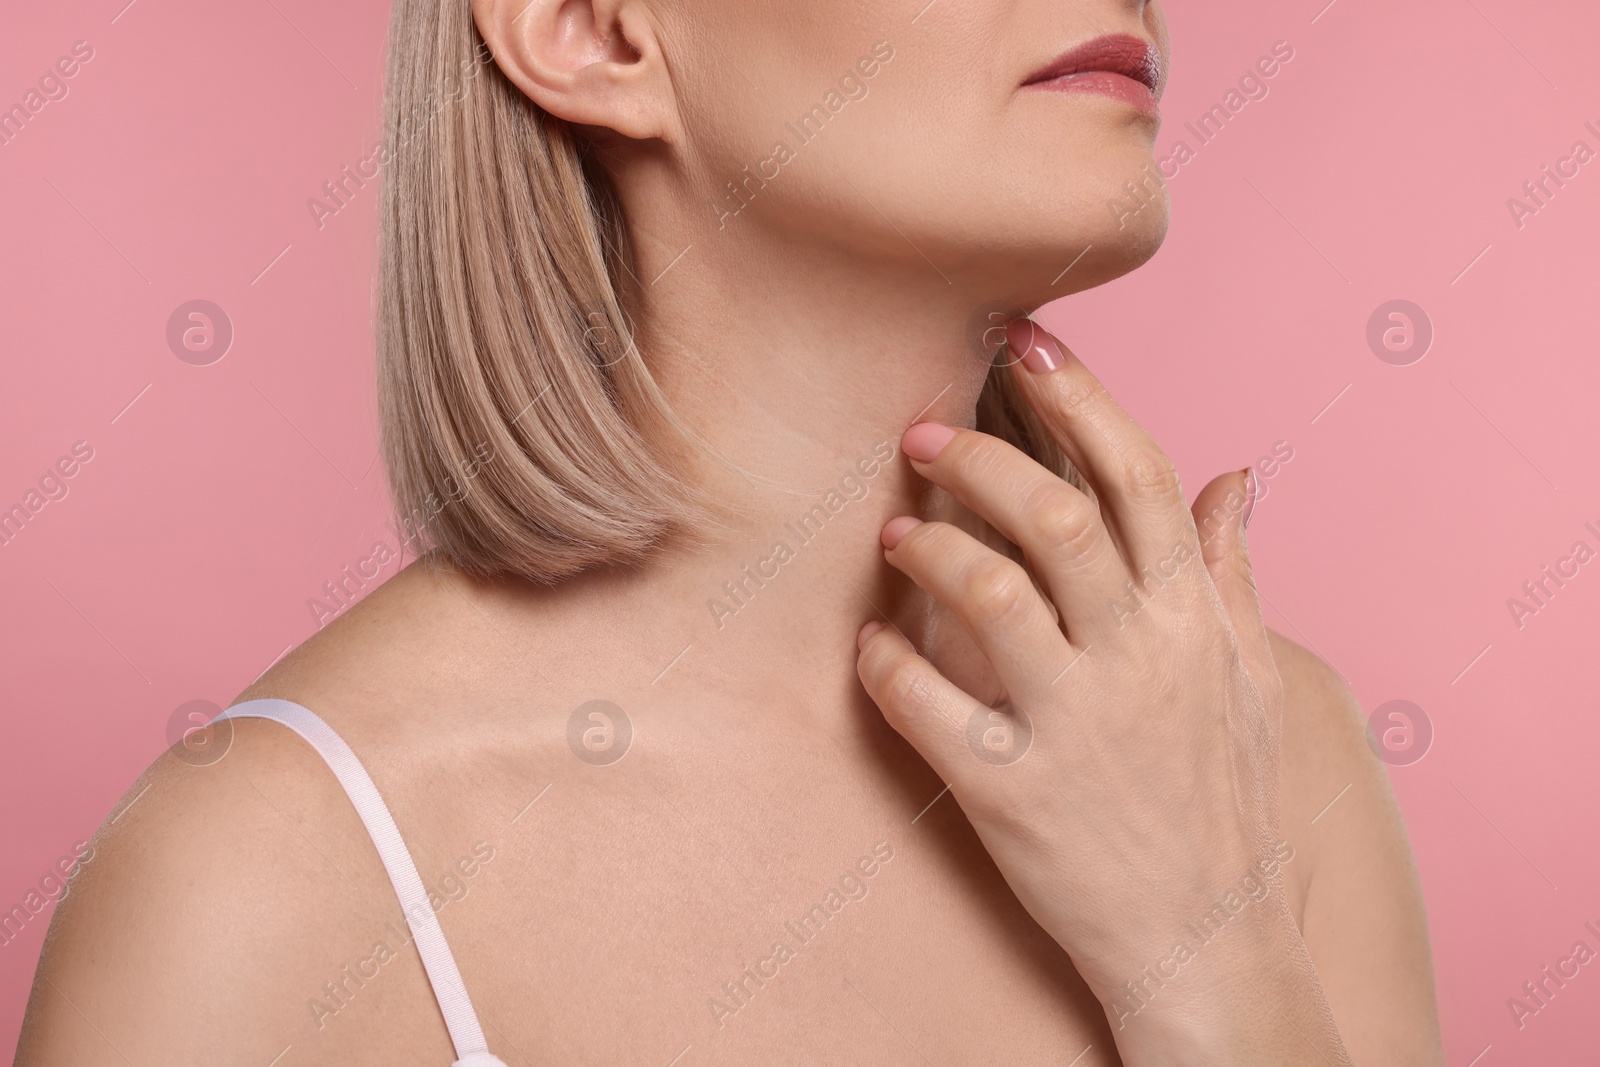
[217,698,503,1066]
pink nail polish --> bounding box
[901,423,957,463]
[1004,319,1065,374]
[881,516,923,549]
[1241,468,1258,529]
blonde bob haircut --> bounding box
[377,0,1074,584]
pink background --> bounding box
[2,0,1597,1061]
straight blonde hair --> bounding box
[377,0,1073,583]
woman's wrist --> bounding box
[1088,895,1353,1067]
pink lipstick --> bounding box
[1022,33,1163,114]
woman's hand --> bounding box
[855,320,1352,1065]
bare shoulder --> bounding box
[1266,628,1445,1066]
[1267,627,1404,887]
[1268,630,1380,828]
[233,560,489,722]
[15,567,469,1065]
[14,721,451,1064]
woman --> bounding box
[18,0,1444,1063]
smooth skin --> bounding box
[17,0,1444,1062]
[14,330,1445,1065]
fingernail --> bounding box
[901,423,957,463]
[881,515,923,549]
[1005,319,1065,374]
[1241,467,1258,529]
[857,621,884,649]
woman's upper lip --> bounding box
[1021,33,1162,94]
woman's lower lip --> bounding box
[1026,70,1158,114]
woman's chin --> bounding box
[1085,210,1170,287]
[980,214,1170,308]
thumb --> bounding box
[1192,469,1281,710]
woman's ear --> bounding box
[471,0,678,142]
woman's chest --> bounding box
[401,726,1123,1065]
[334,678,1307,1065]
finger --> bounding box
[855,620,993,786]
[1003,319,1198,576]
[1191,468,1282,712]
[881,516,1075,695]
[899,423,1131,643]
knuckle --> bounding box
[964,557,1036,629]
[899,520,956,566]
[864,646,928,713]
[1122,445,1183,499]
[1056,377,1107,417]
[878,655,933,713]
[948,432,1009,484]
[1028,486,1099,561]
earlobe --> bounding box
[471,0,675,142]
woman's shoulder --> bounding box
[15,716,446,1063]
[1268,629,1388,823]
[14,565,472,1064]
[1268,627,1396,870]
[236,560,486,716]
[1267,628,1443,1062]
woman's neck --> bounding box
[636,224,1003,666]
[477,219,1012,707]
